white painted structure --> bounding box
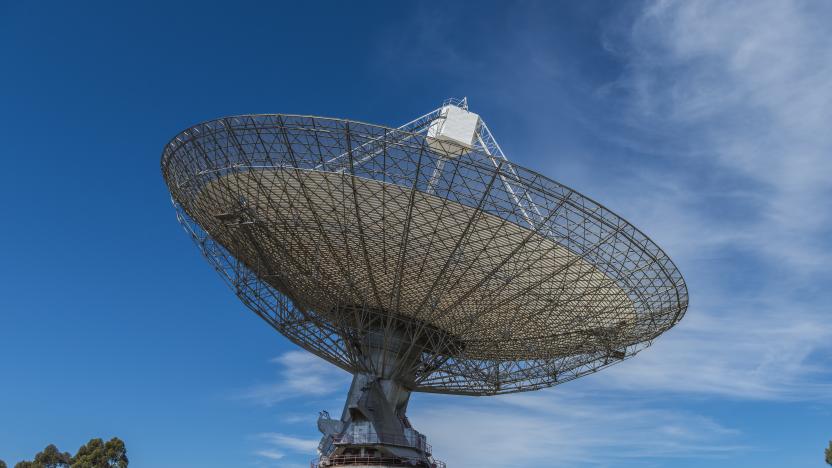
[426,105,480,151]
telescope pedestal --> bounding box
[316,372,444,468]
[316,324,444,468]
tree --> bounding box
[826,440,832,466]
[14,443,71,468]
[70,438,128,468]
[34,445,71,468]
[13,438,127,468]
[1,460,7,468]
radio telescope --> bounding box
[161,98,688,468]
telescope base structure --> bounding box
[316,373,445,468]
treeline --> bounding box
[0,438,126,468]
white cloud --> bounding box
[609,0,832,270]
[600,297,832,400]
[258,433,319,453]
[584,0,832,401]
[413,389,745,468]
[243,353,346,465]
[254,432,319,466]
[281,413,313,424]
[253,449,284,460]
[236,350,351,406]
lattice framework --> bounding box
[161,113,688,395]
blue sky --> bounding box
[1,1,830,467]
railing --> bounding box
[442,97,468,110]
[332,431,431,455]
[312,455,446,467]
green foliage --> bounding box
[71,438,128,468]
[14,443,71,468]
[12,438,127,468]
[826,440,832,466]
[34,445,71,468]
[0,460,6,468]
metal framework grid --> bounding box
[161,113,688,396]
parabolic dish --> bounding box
[161,114,688,395]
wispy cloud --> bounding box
[253,449,284,460]
[258,433,319,453]
[585,0,832,401]
[414,389,745,468]
[241,353,347,465]
[236,350,351,406]
[607,0,832,270]
[253,432,319,465]
[601,295,832,400]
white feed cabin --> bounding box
[426,105,480,152]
